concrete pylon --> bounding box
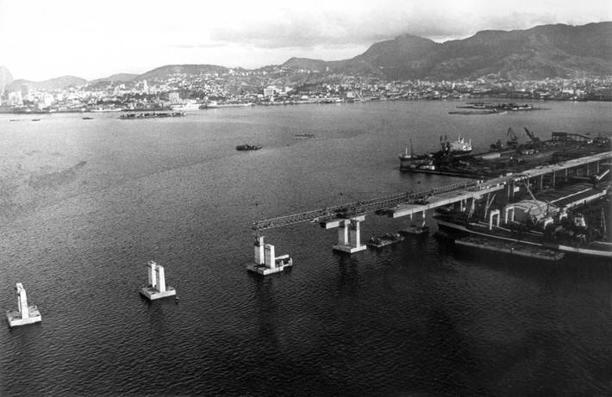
[489,209,501,230]
[337,221,349,246]
[254,235,265,265]
[6,283,42,327]
[333,218,367,254]
[247,236,293,275]
[140,261,176,300]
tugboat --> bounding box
[236,144,262,151]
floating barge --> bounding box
[120,112,185,119]
[367,233,404,249]
[455,236,565,261]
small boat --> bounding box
[31,118,41,121]
[236,144,262,151]
[82,117,94,120]
[367,233,405,249]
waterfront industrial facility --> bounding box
[253,136,611,266]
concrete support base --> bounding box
[246,260,293,276]
[332,244,367,254]
[247,236,293,276]
[140,286,176,300]
[6,307,42,327]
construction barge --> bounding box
[449,102,543,115]
[454,236,566,261]
[399,128,611,178]
[119,111,185,119]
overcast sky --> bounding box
[1,0,610,80]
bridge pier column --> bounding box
[141,261,176,300]
[337,221,349,246]
[254,236,265,265]
[504,206,515,224]
[16,283,29,319]
[333,218,367,254]
[247,236,293,275]
[489,209,500,230]
[7,283,42,327]
[506,181,514,201]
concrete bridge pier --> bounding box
[489,209,501,230]
[140,261,176,300]
[333,218,367,254]
[247,236,293,275]
[6,283,42,327]
[504,205,515,224]
[418,211,427,227]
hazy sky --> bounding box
[1,0,610,80]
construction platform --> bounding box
[6,306,42,327]
[247,255,293,275]
[140,286,176,300]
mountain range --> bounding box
[2,22,611,92]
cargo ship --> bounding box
[399,135,472,172]
[236,144,262,151]
[440,135,472,154]
[398,141,436,171]
[435,189,612,260]
[119,112,185,119]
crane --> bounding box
[506,127,519,147]
[524,127,541,144]
[523,127,544,151]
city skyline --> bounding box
[1,0,611,81]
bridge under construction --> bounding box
[248,151,611,271]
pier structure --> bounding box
[326,216,367,254]
[252,151,611,251]
[247,236,293,275]
[6,283,42,327]
[389,151,611,220]
[140,261,176,300]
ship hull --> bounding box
[436,218,612,260]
